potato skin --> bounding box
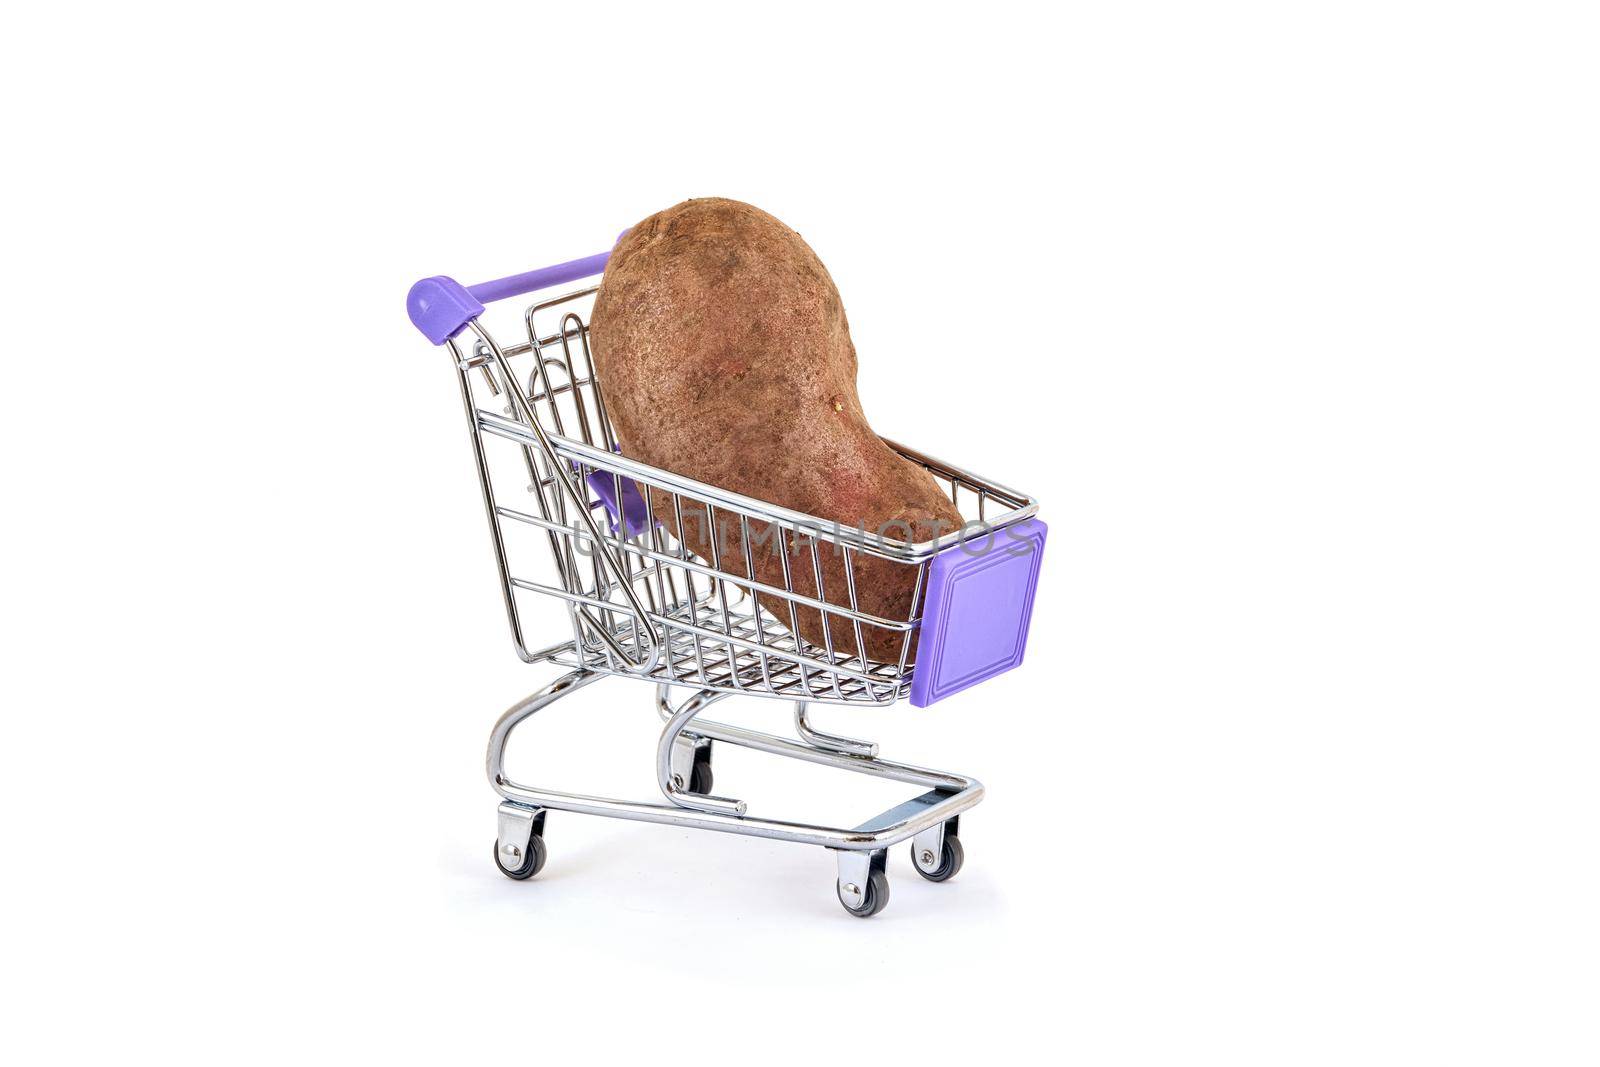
[589,198,962,664]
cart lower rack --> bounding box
[408,241,1046,917]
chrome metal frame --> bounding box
[445,283,1025,914]
[487,665,983,852]
[487,660,984,904]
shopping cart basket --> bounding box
[407,240,1047,917]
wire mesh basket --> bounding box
[436,276,1042,708]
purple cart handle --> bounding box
[466,250,611,305]
[406,231,627,345]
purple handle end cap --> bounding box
[909,518,1048,708]
[407,276,485,345]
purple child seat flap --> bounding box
[584,450,653,537]
[909,518,1048,707]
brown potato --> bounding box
[589,198,962,664]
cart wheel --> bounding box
[494,833,547,880]
[837,868,891,918]
[911,834,964,883]
[687,751,714,796]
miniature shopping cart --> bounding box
[407,241,1046,917]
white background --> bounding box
[4,2,1596,1063]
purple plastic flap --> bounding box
[583,451,654,537]
[909,518,1047,707]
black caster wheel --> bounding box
[677,740,714,795]
[494,833,547,880]
[912,835,964,883]
[687,750,714,796]
[837,868,891,918]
